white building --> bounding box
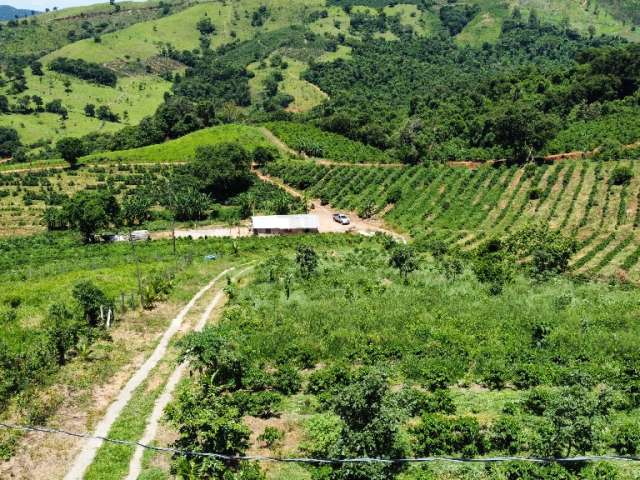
[251,214,320,235]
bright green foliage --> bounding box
[265,121,392,163]
[165,386,259,480]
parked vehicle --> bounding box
[333,213,351,225]
[130,230,151,242]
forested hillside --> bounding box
[1,0,640,163]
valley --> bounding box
[1,0,640,479]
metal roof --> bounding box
[251,214,320,230]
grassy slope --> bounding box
[0,71,170,145]
[457,0,640,46]
[0,0,180,58]
[248,55,328,113]
[82,124,271,163]
[44,0,324,65]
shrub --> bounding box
[72,281,112,329]
[270,364,302,395]
[301,413,343,457]
[412,414,487,457]
[257,426,284,448]
[610,165,633,186]
[489,416,523,454]
[611,420,640,455]
[230,390,281,418]
[393,387,456,416]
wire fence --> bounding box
[1,422,640,466]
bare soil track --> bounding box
[64,268,234,480]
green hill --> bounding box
[0,6,39,21]
[0,0,639,158]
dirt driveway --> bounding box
[255,169,407,242]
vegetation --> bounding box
[166,239,640,479]
[3,1,640,478]
[49,57,117,87]
[264,158,640,282]
[265,121,392,163]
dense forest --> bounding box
[303,12,640,162]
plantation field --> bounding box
[146,239,640,480]
[0,164,174,237]
[0,71,171,146]
[83,124,272,163]
[0,154,302,237]
[264,121,393,163]
[264,158,640,283]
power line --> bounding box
[2,422,640,465]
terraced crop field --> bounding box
[264,159,640,282]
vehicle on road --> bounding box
[333,213,351,225]
[130,230,151,242]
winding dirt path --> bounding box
[124,265,254,480]
[64,267,235,480]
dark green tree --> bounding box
[296,245,318,279]
[0,127,21,157]
[43,303,78,366]
[72,280,112,328]
[56,137,85,168]
[389,245,418,284]
[191,143,252,200]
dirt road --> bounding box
[254,169,407,243]
[64,268,235,480]
[124,265,254,480]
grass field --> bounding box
[0,70,171,146]
[83,124,271,163]
[44,0,325,66]
[248,55,328,113]
[456,0,640,46]
[0,0,184,59]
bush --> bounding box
[611,420,640,455]
[257,426,284,448]
[610,165,634,186]
[72,281,112,328]
[393,387,456,416]
[412,414,487,457]
[230,390,281,418]
[270,364,302,395]
[489,416,523,454]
